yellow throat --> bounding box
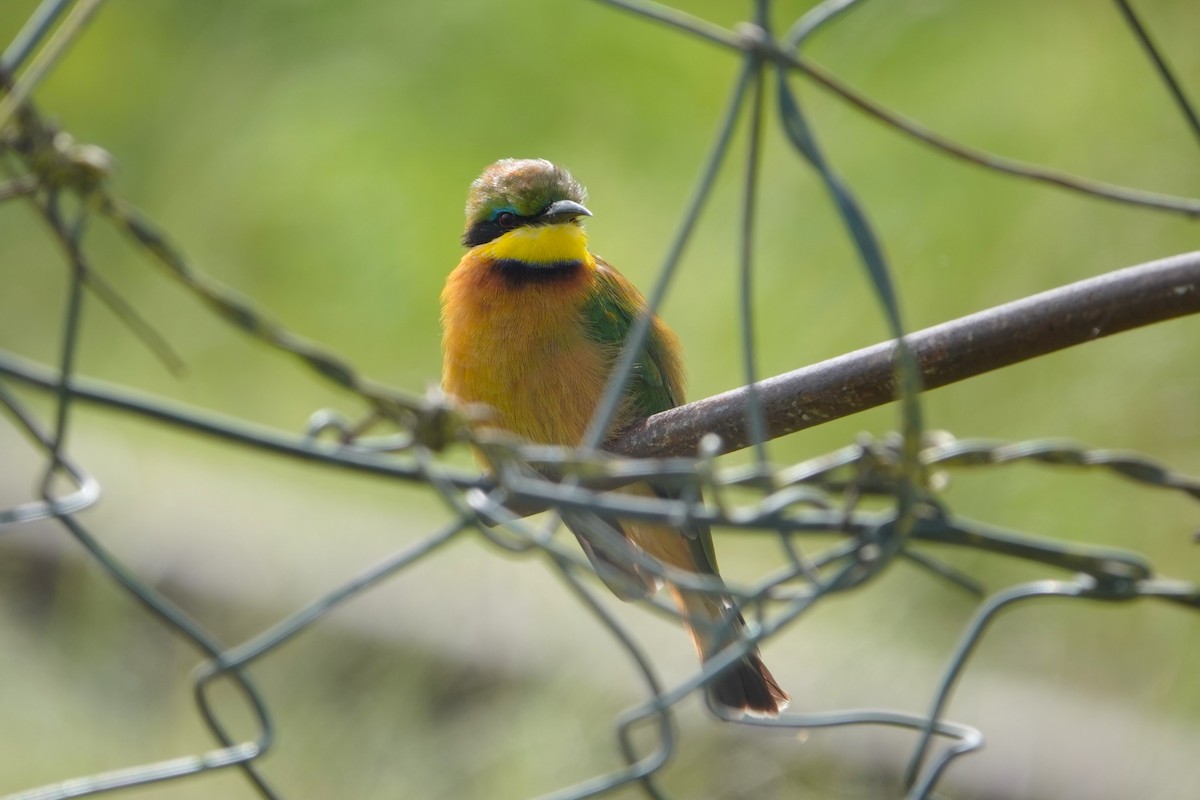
[474,222,593,266]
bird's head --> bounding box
[462,159,593,263]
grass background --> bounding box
[1,0,1198,798]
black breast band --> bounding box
[492,259,584,286]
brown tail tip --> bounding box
[709,652,790,717]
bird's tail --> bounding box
[670,586,789,717]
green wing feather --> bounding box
[583,259,684,420]
[578,258,721,577]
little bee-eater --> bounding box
[441,158,788,715]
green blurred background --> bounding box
[1,0,1199,797]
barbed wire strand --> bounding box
[905,572,1200,794]
[599,0,1200,217]
[579,55,754,453]
[3,352,1196,585]
[0,0,72,74]
[1,230,279,798]
[0,381,99,524]
[738,3,770,469]
[1111,0,1200,145]
[0,0,105,133]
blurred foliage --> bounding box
[1,0,1199,798]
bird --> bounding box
[441,158,788,716]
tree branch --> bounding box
[609,251,1200,459]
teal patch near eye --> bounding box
[489,206,518,222]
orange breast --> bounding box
[441,252,613,446]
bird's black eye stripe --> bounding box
[462,208,536,246]
[461,203,568,247]
[463,218,511,246]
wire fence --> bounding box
[2,0,1199,798]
